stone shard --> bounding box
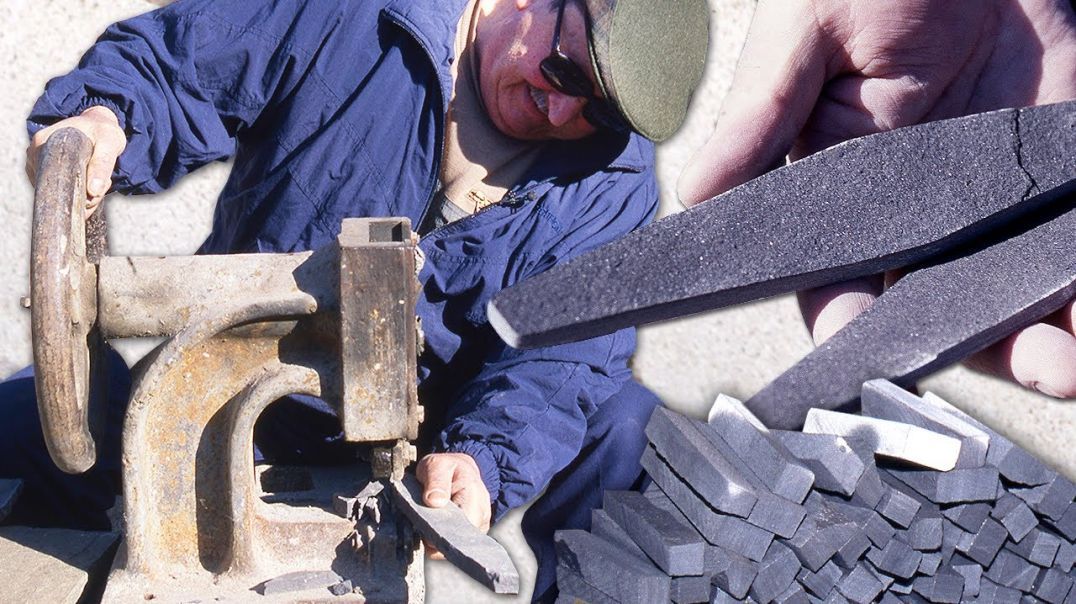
[555,530,671,604]
[489,101,1076,352]
[556,566,619,604]
[390,476,519,594]
[1033,568,1074,604]
[859,380,989,468]
[1008,528,1062,567]
[749,541,803,603]
[985,548,1039,592]
[835,564,883,604]
[802,409,961,471]
[255,570,343,596]
[773,431,864,497]
[942,502,992,532]
[601,490,706,576]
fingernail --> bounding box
[89,178,107,196]
[1034,382,1063,398]
[426,490,448,507]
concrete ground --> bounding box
[2,1,1073,602]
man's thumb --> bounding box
[678,0,833,205]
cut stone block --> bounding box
[835,564,883,604]
[957,516,1008,567]
[1055,540,1076,573]
[556,566,619,604]
[256,571,343,596]
[803,409,961,471]
[602,490,706,576]
[749,541,802,603]
[860,380,989,468]
[671,574,713,604]
[1033,568,1074,604]
[907,516,943,551]
[590,509,647,562]
[708,545,759,600]
[940,519,972,564]
[977,578,1024,604]
[640,446,773,561]
[391,477,519,594]
[1009,528,1062,567]
[1014,475,1076,522]
[706,393,815,503]
[774,582,811,604]
[935,467,1000,503]
[942,502,992,532]
[876,486,921,528]
[786,499,860,571]
[833,531,871,569]
[865,539,921,579]
[554,530,671,604]
[773,431,864,497]
[819,495,895,548]
[951,554,983,598]
[919,552,943,576]
[797,560,844,598]
[645,407,758,517]
[1045,504,1076,541]
[992,493,1039,542]
[985,548,1040,592]
[0,527,118,604]
[911,570,965,603]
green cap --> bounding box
[584,0,710,141]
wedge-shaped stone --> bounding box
[590,509,648,560]
[646,407,758,517]
[602,490,706,576]
[556,565,619,604]
[750,541,802,603]
[985,548,1039,592]
[860,380,989,468]
[912,570,965,603]
[707,394,815,503]
[797,560,844,598]
[958,517,1008,567]
[774,431,864,497]
[1033,568,1074,604]
[803,409,961,471]
[819,495,895,548]
[555,530,671,604]
[1009,528,1062,567]
[835,564,883,604]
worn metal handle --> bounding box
[29,128,107,473]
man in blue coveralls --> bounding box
[10,0,709,600]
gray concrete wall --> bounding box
[3,1,1073,601]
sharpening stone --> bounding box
[802,409,961,471]
[645,407,758,517]
[488,102,1076,355]
[749,541,803,603]
[833,531,871,569]
[911,570,965,603]
[936,467,1001,504]
[787,499,861,571]
[775,582,811,604]
[590,509,647,561]
[1055,540,1076,573]
[992,493,1039,541]
[977,578,1024,604]
[1014,475,1076,522]
[1009,528,1062,567]
[942,502,992,532]
[907,516,943,551]
[602,490,706,576]
[860,380,989,468]
[985,548,1040,592]
[554,530,671,603]
[844,439,886,509]
[1046,504,1076,541]
[958,516,1008,567]
[1033,568,1075,604]
[835,564,883,604]
[556,566,619,604]
[256,570,343,596]
[919,551,943,576]
[876,486,922,528]
[773,431,864,497]
[951,554,983,598]
[671,574,713,604]
[707,394,815,503]
[865,539,921,579]
[819,495,895,548]
[708,545,759,600]
[798,561,844,598]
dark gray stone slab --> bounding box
[835,564,883,604]
[645,407,758,517]
[798,560,844,598]
[1033,568,1074,604]
[1045,504,1076,541]
[985,548,1040,592]
[907,516,943,551]
[912,570,965,603]
[1015,475,1076,522]
[951,554,982,598]
[556,566,619,604]
[935,468,1001,504]
[787,499,860,571]
[555,530,672,604]
[865,539,921,580]
[993,493,1039,542]
[640,446,774,561]
[958,516,1008,567]
[489,102,1076,355]
[977,578,1024,604]
[1009,528,1062,567]
[919,552,943,576]
[775,582,811,604]
[833,531,871,569]
[256,570,343,596]
[671,574,713,604]
[876,485,921,528]
[590,509,648,561]
[390,476,519,594]
[1055,539,1076,573]
[707,394,815,503]
[942,502,992,532]
[602,490,706,576]
[860,380,989,468]
[0,479,22,523]
[773,431,864,497]
[750,541,803,603]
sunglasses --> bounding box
[539,0,629,133]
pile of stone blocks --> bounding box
[555,380,1076,603]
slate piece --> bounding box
[590,509,648,561]
[750,541,803,603]
[786,500,860,571]
[1055,539,1076,573]
[602,490,706,576]
[708,585,742,604]
[802,409,962,471]
[1009,528,1062,567]
[774,431,864,497]
[819,495,895,548]
[488,102,1076,357]
[958,517,1008,567]
[774,582,811,604]
[844,439,887,509]
[556,566,619,604]
[908,516,943,551]
[977,578,1024,604]
[876,486,921,528]
[833,531,871,569]
[0,479,22,523]
[640,446,774,561]
[1033,568,1075,604]
[707,393,816,503]
[935,467,1001,504]
[798,560,844,598]
[1015,475,1076,522]
[912,570,965,603]
[951,554,983,598]
[860,379,990,468]
[1045,504,1076,541]
[993,493,1040,542]
[645,407,758,517]
[390,476,519,593]
[919,552,943,576]
[940,519,971,564]
[555,530,672,603]
[835,564,883,604]
[709,545,759,600]
[671,574,713,604]
[942,502,992,532]
[256,570,343,596]
[986,548,1040,592]
[861,560,894,590]
[865,539,921,579]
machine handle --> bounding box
[29,128,108,473]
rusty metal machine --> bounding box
[27,129,517,602]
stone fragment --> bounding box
[1033,568,1075,604]
[708,545,759,600]
[993,493,1040,542]
[256,570,343,596]
[833,531,871,569]
[907,516,943,551]
[1045,504,1076,541]
[554,530,671,604]
[749,541,802,603]
[803,409,961,471]
[935,467,1000,503]
[985,549,1039,592]
[911,570,965,603]
[942,502,992,532]
[1009,528,1062,567]
[602,490,706,576]
[786,499,860,571]
[797,560,844,598]
[835,564,883,604]
[876,486,921,528]
[957,517,1008,567]
[868,539,922,580]
[1055,540,1076,573]
[951,554,982,598]
[860,380,989,468]
[773,431,864,497]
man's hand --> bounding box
[677,0,1076,397]
[26,105,126,216]
[415,452,492,559]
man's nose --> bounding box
[547,92,587,127]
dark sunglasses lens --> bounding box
[583,102,629,132]
[540,56,593,97]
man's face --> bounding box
[475,0,604,141]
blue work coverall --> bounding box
[7,0,662,599]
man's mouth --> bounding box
[529,86,549,116]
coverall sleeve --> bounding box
[435,165,660,520]
[27,0,344,194]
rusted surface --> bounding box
[29,128,102,474]
[338,218,421,443]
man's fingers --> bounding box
[416,457,452,508]
[451,485,492,533]
[796,276,884,344]
[966,323,1076,399]
[424,541,445,561]
[677,0,834,205]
